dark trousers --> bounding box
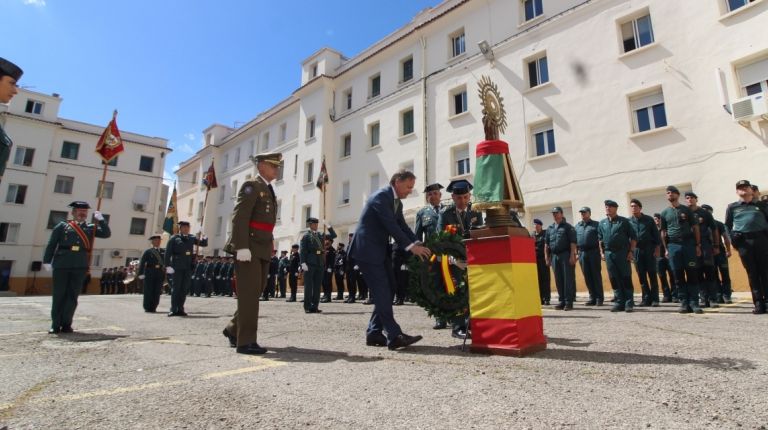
[358,259,402,342]
[579,249,603,302]
[735,232,768,305]
[278,274,287,297]
[536,256,551,303]
[322,269,333,299]
[634,246,659,304]
[226,258,267,347]
[170,269,191,313]
[288,274,298,299]
[357,271,369,299]
[142,272,163,312]
[346,270,358,300]
[303,266,323,311]
[606,250,634,309]
[334,273,345,299]
[51,268,86,330]
[667,242,700,307]
[263,275,276,299]
[191,278,202,296]
[657,257,676,300]
[714,252,731,300]
[100,282,108,295]
[698,259,719,304]
[394,268,409,302]
[551,251,575,305]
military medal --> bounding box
[71,245,80,251]
[185,251,191,255]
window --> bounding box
[25,100,43,115]
[369,74,381,98]
[341,134,352,158]
[341,181,350,205]
[231,181,238,200]
[61,141,80,160]
[451,87,468,116]
[277,162,284,181]
[369,173,380,194]
[92,253,102,267]
[453,146,470,176]
[293,154,299,176]
[401,109,414,136]
[630,89,667,133]
[305,160,314,184]
[401,56,414,83]
[737,58,768,96]
[621,13,654,53]
[234,147,241,165]
[261,132,270,152]
[102,157,118,167]
[191,171,198,185]
[54,175,74,194]
[0,223,20,243]
[133,186,150,210]
[187,199,194,216]
[13,147,34,167]
[726,0,757,12]
[279,123,287,142]
[310,62,318,78]
[139,156,154,172]
[303,205,312,222]
[219,184,227,203]
[276,200,282,222]
[129,218,147,235]
[343,89,353,111]
[249,139,256,155]
[531,121,556,157]
[47,210,68,229]
[369,122,380,148]
[223,154,229,172]
[96,181,114,199]
[450,29,466,58]
[527,55,549,88]
[5,184,27,204]
[523,0,544,21]
[216,216,223,237]
[307,117,316,139]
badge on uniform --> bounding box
[71,245,80,251]
[260,191,266,197]
[244,186,253,194]
[185,251,191,255]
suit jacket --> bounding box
[348,186,416,264]
[225,176,276,261]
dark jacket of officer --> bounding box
[43,219,111,269]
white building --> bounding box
[176,0,768,288]
[0,88,170,295]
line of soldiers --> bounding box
[99,267,130,295]
[190,256,235,297]
[533,180,768,315]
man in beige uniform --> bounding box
[223,152,282,355]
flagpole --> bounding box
[195,158,214,259]
[89,109,118,269]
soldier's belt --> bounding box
[249,221,275,232]
[60,245,87,251]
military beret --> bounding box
[148,235,161,240]
[423,183,444,193]
[604,200,618,208]
[684,191,698,199]
[0,58,23,81]
[291,244,299,249]
[178,221,190,227]
[735,179,751,189]
[578,206,591,213]
[701,204,713,211]
[68,201,91,209]
[447,179,473,195]
[251,152,283,166]
[551,206,563,213]
[306,217,319,224]
[666,185,680,194]
[533,218,543,225]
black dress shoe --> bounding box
[286,298,296,302]
[388,333,423,350]
[222,329,237,348]
[432,321,447,330]
[584,300,596,306]
[345,299,356,304]
[236,343,267,355]
[48,327,60,334]
[314,309,322,313]
[61,326,74,333]
[451,329,470,339]
[259,297,269,301]
[596,299,604,306]
[395,299,404,306]
[178,311,188,317]
[564,303,573,311]
[334,296,344,300]
[168,312,179,317]
[554,303,565,310]
[362,299,374,305]
[543,300,550,306]
[661,297,672,303]
[365,332,387,347]
[319,297,330,303]
[610,306,625,312]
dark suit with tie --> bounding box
[348,186,417,343]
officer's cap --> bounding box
[178,221,190,227]
[0,58,23,81]
[533,218,543,225]
[735,179,751,189]
[701,204,713,211]
[423,183,444,193]
[291,244,299,249]
[446,179,473,195]
[306,217,319,224]
[324,234,334,241]
[68,201,91,209]
[630,199,642,207]
[604,200,618,208]
[666,185,680,194]
[337,243,345,248]
[280,250,288,254]
[551,206,563,213]
[148,235,161,241]
[684,191,698,199]
[751,184,759,192]
[251,152,283,166]
[578,206,591,213]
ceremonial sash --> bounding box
[67,221,91,251]
[249,221,275,232]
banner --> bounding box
[95,110,125,163]
[316,158,329,190]
[203,161,218,190]
[163,184,179,235]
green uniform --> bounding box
[575,219,603,304]
[414,204,443,242]
[43,219,111,331]
[138,247,165,312]
[300,227,336,311]
[598,215,636,310]
[223,176,275,346]
[164,234,207,313]
[0,122,12,180]
[545,220,577,307]
[725,200,768,311]
[660,204,701,311]
[437,204,483,239]
[629,213,661,305]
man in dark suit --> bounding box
[348,170,431,350]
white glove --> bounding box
[216,276,221,279]
[301,263,309,272]
[236,248,251,262]
[43,263,52,272]
[294,273,299,277]
[93,211,104,221]
[138,275,145,280]
[327,268,332,273]
[166,267,175,274]
[400,264,407,271]
[325,223,332,229]
[353,265,359,270]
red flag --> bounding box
[95,110,124,163]
[203,161,218,190]
[316,158,328,190]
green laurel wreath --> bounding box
[407,230,469,321]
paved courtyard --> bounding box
[1,292,766,429]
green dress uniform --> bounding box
[575,217,604,305]
[545,218,577,308]
[414,203,444,242]
[437,204,483,239]
[164,232,207,315]
[138,245,165,312]
[691,205,719,306]
[223,175,277,346]
[300,224,336,312]
[629,213,661,305]
[43,216,111,332]
[598,214,637,311]
[660,203,701,313]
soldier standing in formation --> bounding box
[598,200,637,313]
[138,235,165,313]
[261,249,278,301]
[100,268,111,295]
[300,218,336,313]
[545,206,577,310]
[629,199,661,307]
[345,234,359,304]
[277,250,289,299]
[654,213,677,302]
[288,244,300,302]
[575,207,603,306]
[333,243,346,300]
[532,219,551,305]
[703,204,733,304]
[191,256,206,296]
[43,201,111,333]
[321,234,336,303]
[0,58,22,185]
[164,221,208,317]
[685,192,721,308]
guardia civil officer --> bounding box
[725,180,768,314]
[437,180,483,239]
[277,250,289,298]
[43,201,111,334]
[575,207,603,306]
[415,183,445,242]
[703,204,733,304]
[300,218,336,313]
[345,234,359,303]
[685,192,721,308]
[544,206,577,310]
[288,244,300,302]
[202,256,216,298]
[261,249,278,301]
[191,256,206,296]
[333,243,347,300]
[164,221,208,316]
[629,199,661,307]
[138,235,165,313]
[0,58,23,185]
[654,213,677,302]
[598,200,637,312]
[532,219,551,305]
[321,235,336,303]
[659,186,703,314]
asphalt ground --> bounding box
[1,292,766,429]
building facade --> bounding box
[176,0,768,289]
[0,89,170,295]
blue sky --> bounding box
[5,0,440,186]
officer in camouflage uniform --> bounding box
[43,201,111,334]
[300,218,337,313]
[164,221,208,316]
[0,58,23,186]
[137,235,165,313]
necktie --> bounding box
[268,184,276,201]
[394,198,401,214]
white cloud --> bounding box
[183,132,195,141]
[178,143,195,154]
[23,0,46,6]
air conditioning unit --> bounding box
[133,203,145,211]
[732,93,768,122]
[111,250,122,258]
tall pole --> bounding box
[195,187,210,259]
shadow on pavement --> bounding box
[547,337,593,348]
[544,315,601,319]
[318,311,368,315]
[268,346,384,363]
[538,348,756,370]
[60,332,129,342]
